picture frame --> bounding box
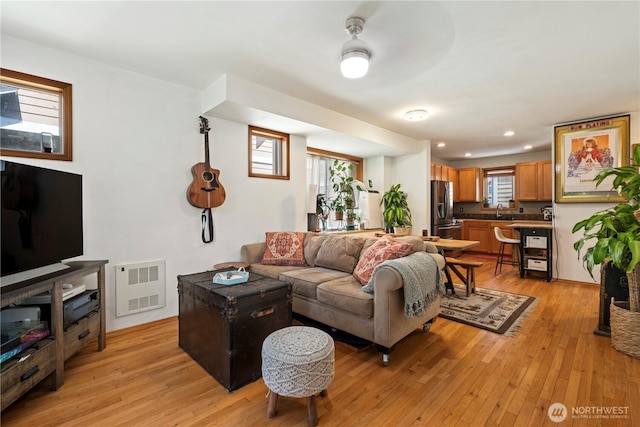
[554,114,630,203]
[0,68,73,161]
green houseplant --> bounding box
[573,144,640,358]
[328,159,362,223]
[381,183,412,234]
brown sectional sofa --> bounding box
[240,232,445,365]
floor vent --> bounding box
[115,260,166,317]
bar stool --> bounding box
[494,227,521,274]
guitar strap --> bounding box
[201,208,214,243]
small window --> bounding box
[483,167,515,207]
[248,126,289,180]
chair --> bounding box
[494,227,521,274]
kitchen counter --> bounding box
[507,222,553,229]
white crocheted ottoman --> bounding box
[261,326,335,426]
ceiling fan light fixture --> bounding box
[341,17,370,79]
[404,109,429,121]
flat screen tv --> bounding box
[1,160,83,285]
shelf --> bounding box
[0,260,107,411]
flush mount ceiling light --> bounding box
[341,17,370,79]
[504,130,516,136]
[403,109,429,121]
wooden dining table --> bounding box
[426,238,481,295]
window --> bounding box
[483,167,515,207]
[0,68,73,161]
[248,126,289,179]
[307,148,363,230]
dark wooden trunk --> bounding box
[178,270,291,391]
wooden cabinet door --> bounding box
[458,168,480,202]
[464,220,489,252]
[433,164,443,181]
[539,160,553,201]
[516,162,538,200]
[448,168,459,202]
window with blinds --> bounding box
[484,167,515,207]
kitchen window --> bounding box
[483,167,515,207]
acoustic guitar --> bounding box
[187,116,226,208]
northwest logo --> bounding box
[548,403,568,423]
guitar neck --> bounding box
[204,132,211,170]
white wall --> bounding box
[1,36,307,332]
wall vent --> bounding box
[115,260,166,317]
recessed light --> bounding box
[403,109,429,121]
[464,153,471,157]
[436,142,446,147]
[524,145,532,150]
[504,131,515,136]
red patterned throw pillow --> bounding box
[261,232,307,266]
[353,235,413,285]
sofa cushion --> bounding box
[304,233,325,267]
[353,236,413,285]
[249,263,308,280]
[316,276,373,318]
[395,235,426,254]
[261,231,307,266]
[314,236,364,273]
[279,267,350,299]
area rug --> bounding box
[439,284,538,337]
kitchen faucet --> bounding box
[496,203,503,219]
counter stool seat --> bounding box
[494,227,521,274]
[262,326,335,426]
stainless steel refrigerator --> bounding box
[431,180,461,239]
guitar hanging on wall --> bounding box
[187,116,226,209]
[187,116,226,243]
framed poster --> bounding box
[554,114,630,203]
[0,68,72,161]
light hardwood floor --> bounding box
[2,256,640,426]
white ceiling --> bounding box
[2,1,639,160]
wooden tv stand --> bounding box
[0,260,107,411]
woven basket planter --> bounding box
[610,299,640,359]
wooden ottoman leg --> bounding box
[267,391,279,418]
[307,394,318,426]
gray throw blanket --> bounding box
[363,252,445,317]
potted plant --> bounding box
[573,144,640,359]
[316,193,329,231]
[329,198,345,221]
[329,159,363,224]
[380,183,412,235]
[482,197,490,208]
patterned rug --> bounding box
[439,284,538,337]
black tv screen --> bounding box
[1,160,83,280]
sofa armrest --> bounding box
[241,242,266,264]
[424,241,439,253]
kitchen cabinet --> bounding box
[516,161,552,201]
[463,220,490,252]
[458,167,481,202]
[540,160,553,200]
[448,167,460,202]
[431,163,443,181]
